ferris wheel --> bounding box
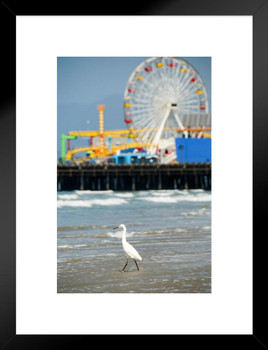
[123,57,209,155]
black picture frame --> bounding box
[0,0,267,348]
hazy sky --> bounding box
[57,56,211,158]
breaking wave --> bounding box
[57,189,211,208]
[138,193,210,203]
[57,198,127,208]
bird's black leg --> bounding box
[134,259,140,271]
[121,259,128,272]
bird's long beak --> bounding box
[113,226,119,230]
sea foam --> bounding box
[74,190,114,195]
[138,192,211,203]
[57,198,127,208]
[57,194,78,200]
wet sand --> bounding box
[57,189,211,293]
[57,230,211,293]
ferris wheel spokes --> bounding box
[147,108,170,153]
[123,57,210,157]
[173,111,188,138]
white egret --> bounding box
[113,224,142,272]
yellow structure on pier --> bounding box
[65,142,155,162]
[62,104,211,162]
[65,127,211,161]
[98,104,105,153]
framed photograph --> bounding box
[57,55,212,294]
[0,0,266,347]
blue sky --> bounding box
[57,56,211,159]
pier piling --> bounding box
[57,163,211,191]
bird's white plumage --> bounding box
[119,224,142,261]
[123,240,142,261]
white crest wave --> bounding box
[57,198,127,208]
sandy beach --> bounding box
[57,189,211,293]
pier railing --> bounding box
[57,163,211,191]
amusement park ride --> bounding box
[60,57,211,164]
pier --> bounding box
[57,163,211,191]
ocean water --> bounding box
[57,189,211,293]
